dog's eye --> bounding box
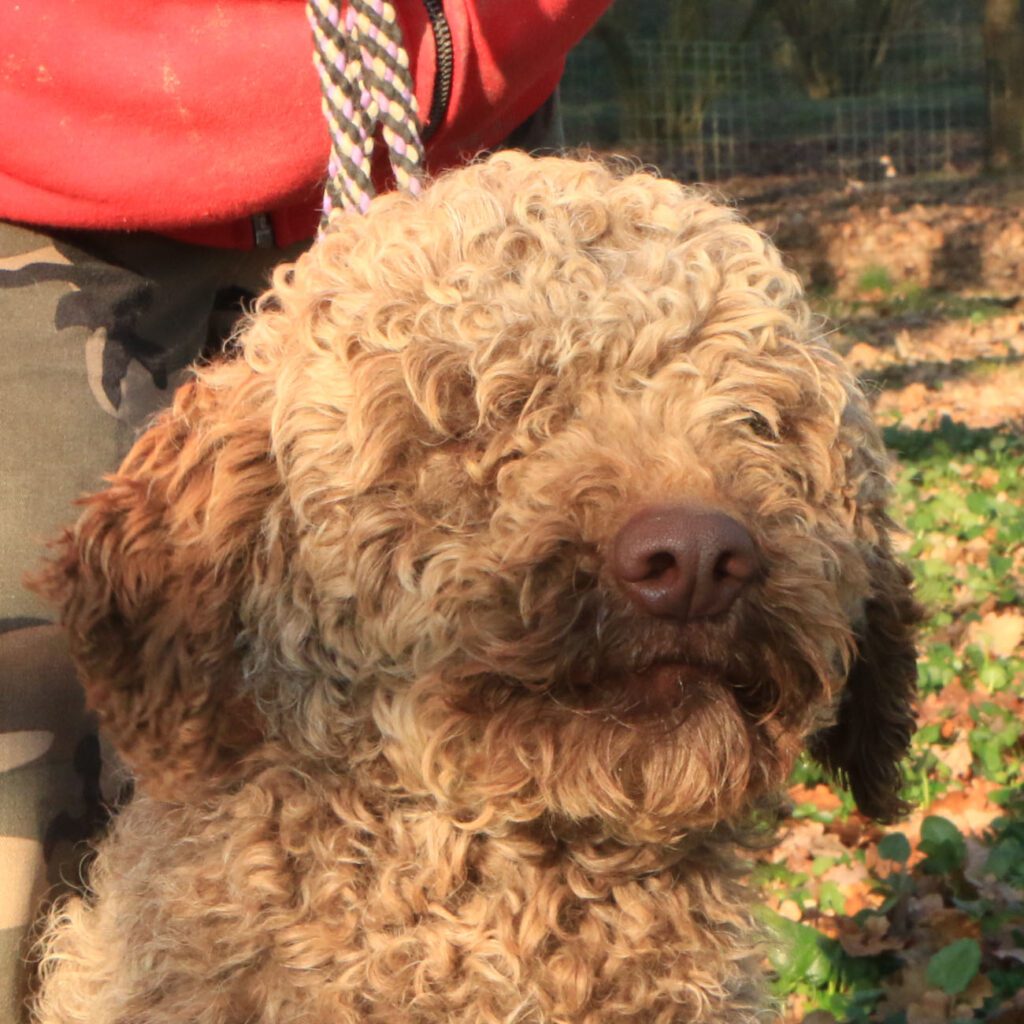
[496,449,525,470]
[746,413,778,441]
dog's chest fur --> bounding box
[62,758,766,1024]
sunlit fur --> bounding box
[32,153,918,1024]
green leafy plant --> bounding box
[768,256,1024,1021]
[926,938,982,996]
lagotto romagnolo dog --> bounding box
[33,153,918,1024]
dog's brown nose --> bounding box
[611,505,758,622]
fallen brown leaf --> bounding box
[907,991,952,1024]
[965,609,1024,658]
[835,913,907,956]
[846,342,886,369]
[789,784,843,814]
[878,963,946,1020]
[932,736,973,779]
[926,779,1004,834]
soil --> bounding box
[713,171,1024,432]
[730,172,1024,300]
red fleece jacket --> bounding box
[0,0,610,247]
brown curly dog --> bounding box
[32,153,918,1024]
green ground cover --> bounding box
[762,298,1024,1023]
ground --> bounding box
[732,174,1024,1024]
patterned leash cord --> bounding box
[307,0,426,223]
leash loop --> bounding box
[307,0,425,222]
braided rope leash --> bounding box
[307,0,426,222]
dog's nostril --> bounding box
[714,549,758,584]
[643,550,677,580]
[612,504,758,623]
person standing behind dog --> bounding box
[0,1,611,1016]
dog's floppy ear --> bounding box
[810,549,920,821]
[33,360,276,798]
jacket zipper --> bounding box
[420,0,453,142]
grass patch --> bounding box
[814,284,1012,332]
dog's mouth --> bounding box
[614,659,738,712]
[575,618,789,722]
[565,651,749,716]
[455,599,799,727]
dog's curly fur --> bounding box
[32,153,918,1024]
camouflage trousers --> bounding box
[0,221,306,1021]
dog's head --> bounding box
[37,154,918,840]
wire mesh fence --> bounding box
[560,26,986,182]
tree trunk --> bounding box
[984,0,1024,171]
